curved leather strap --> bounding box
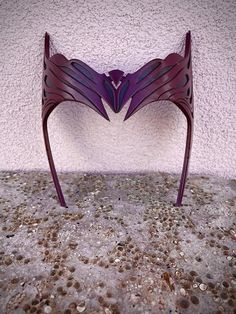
[44,32,50,58]
[184,30,191,58]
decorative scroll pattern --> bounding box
[118,52,193,120]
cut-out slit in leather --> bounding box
[42,31,194,207]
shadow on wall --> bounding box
[47,99,186,172]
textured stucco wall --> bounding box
[0,0,235,177]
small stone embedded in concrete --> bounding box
[44,305,52,313]
[213,296,220,303]
[178,298,190,309]
[76,305,86,313]
[76,300,86,312]
[229,229,236,238]
[180,288,187,296]
[191,295,200,305]
[130,293,140,304]
[199,283,208,291]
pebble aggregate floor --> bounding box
[0,171,235,314]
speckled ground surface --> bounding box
[0,171,235,314]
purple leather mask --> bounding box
[42,31,194,207]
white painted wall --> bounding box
[0,0,235,177]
